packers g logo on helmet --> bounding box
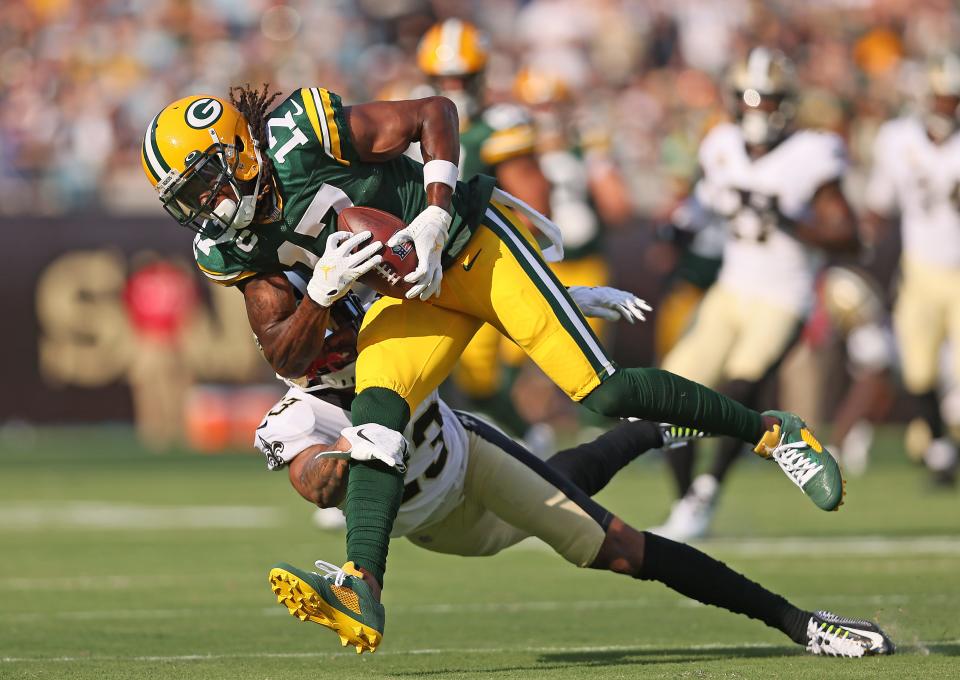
[142,94,261,236]
[184,98,224,129]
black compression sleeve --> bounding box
[546,420,663,497]
[639,531,810,644]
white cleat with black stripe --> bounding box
[806,610,895,657]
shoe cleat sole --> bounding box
[832,478,847,512]
[268,567,382,654]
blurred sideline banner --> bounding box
[1,214,268,423]
[1,214,659,424]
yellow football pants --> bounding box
[356,202,614,412]
[894,257,960,394]
[453,254,610,398]
[654,280,707,362]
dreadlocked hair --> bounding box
[230,83,281,217]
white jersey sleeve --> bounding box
[254,387,350,470]
[773,130,847,219]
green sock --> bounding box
[582,367,764,443]
[345,388,410,586]
[344,460,403,586]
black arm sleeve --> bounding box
[545,420,663,497]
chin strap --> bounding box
[208,126,262,229]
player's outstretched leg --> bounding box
[592,521,894,657]
[268,560,385,654]
[581,369,845,511]
[470,202,844,512]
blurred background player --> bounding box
[653,48,859,540]
[416,19,552,437]
[652,190,726,362]
[863,53,960,487]
[820,265,896,477]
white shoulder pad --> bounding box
[483,103,532,131]
[871,117,916,168]
[254,392,339,471]
[778,129,848,196]
[698,123,741,168]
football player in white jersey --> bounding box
[257,283,892,659]
[864,53,960,486]
[654,48,859,540]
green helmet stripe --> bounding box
[142,135,161,182]
[142,113,170,181]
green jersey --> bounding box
[194,88,496,285]
[458,104,537,181]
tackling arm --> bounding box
[240,272,331,378]
[288,441,351,508]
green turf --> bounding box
[0,425,957,679]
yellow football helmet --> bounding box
[513,67,572,107]
[416,19,489,77]
[141,95,262,235]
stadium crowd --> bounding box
[1,0,956,217]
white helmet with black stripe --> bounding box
[924,53,960,142]
[728,47,797,147]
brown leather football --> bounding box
[337,206,416,298]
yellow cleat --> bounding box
[268,560,384,654]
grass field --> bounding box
[1,425,958,679]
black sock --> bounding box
[704,378,764,486]
[639,532,810,644]
[664,441,695,497]
[914,390,945,439]
[546,420,663,496]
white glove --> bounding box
[307,231,383,307]
[387,205,451,301]
[339,424,409,473]
[568,286,652,324]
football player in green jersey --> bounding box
[143,78,844,652]
[416,18,551,434]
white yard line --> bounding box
[699,535,960,557]
[2,592,954,624]
[0,502,283,530]
[3,639,959,663]
[511,534,960,557]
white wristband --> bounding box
[423,159,459,190]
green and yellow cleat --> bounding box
[268,560,384,654]
[754,410,845,512]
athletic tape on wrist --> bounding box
[423,159,459,190]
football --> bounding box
[337,206,417,298]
